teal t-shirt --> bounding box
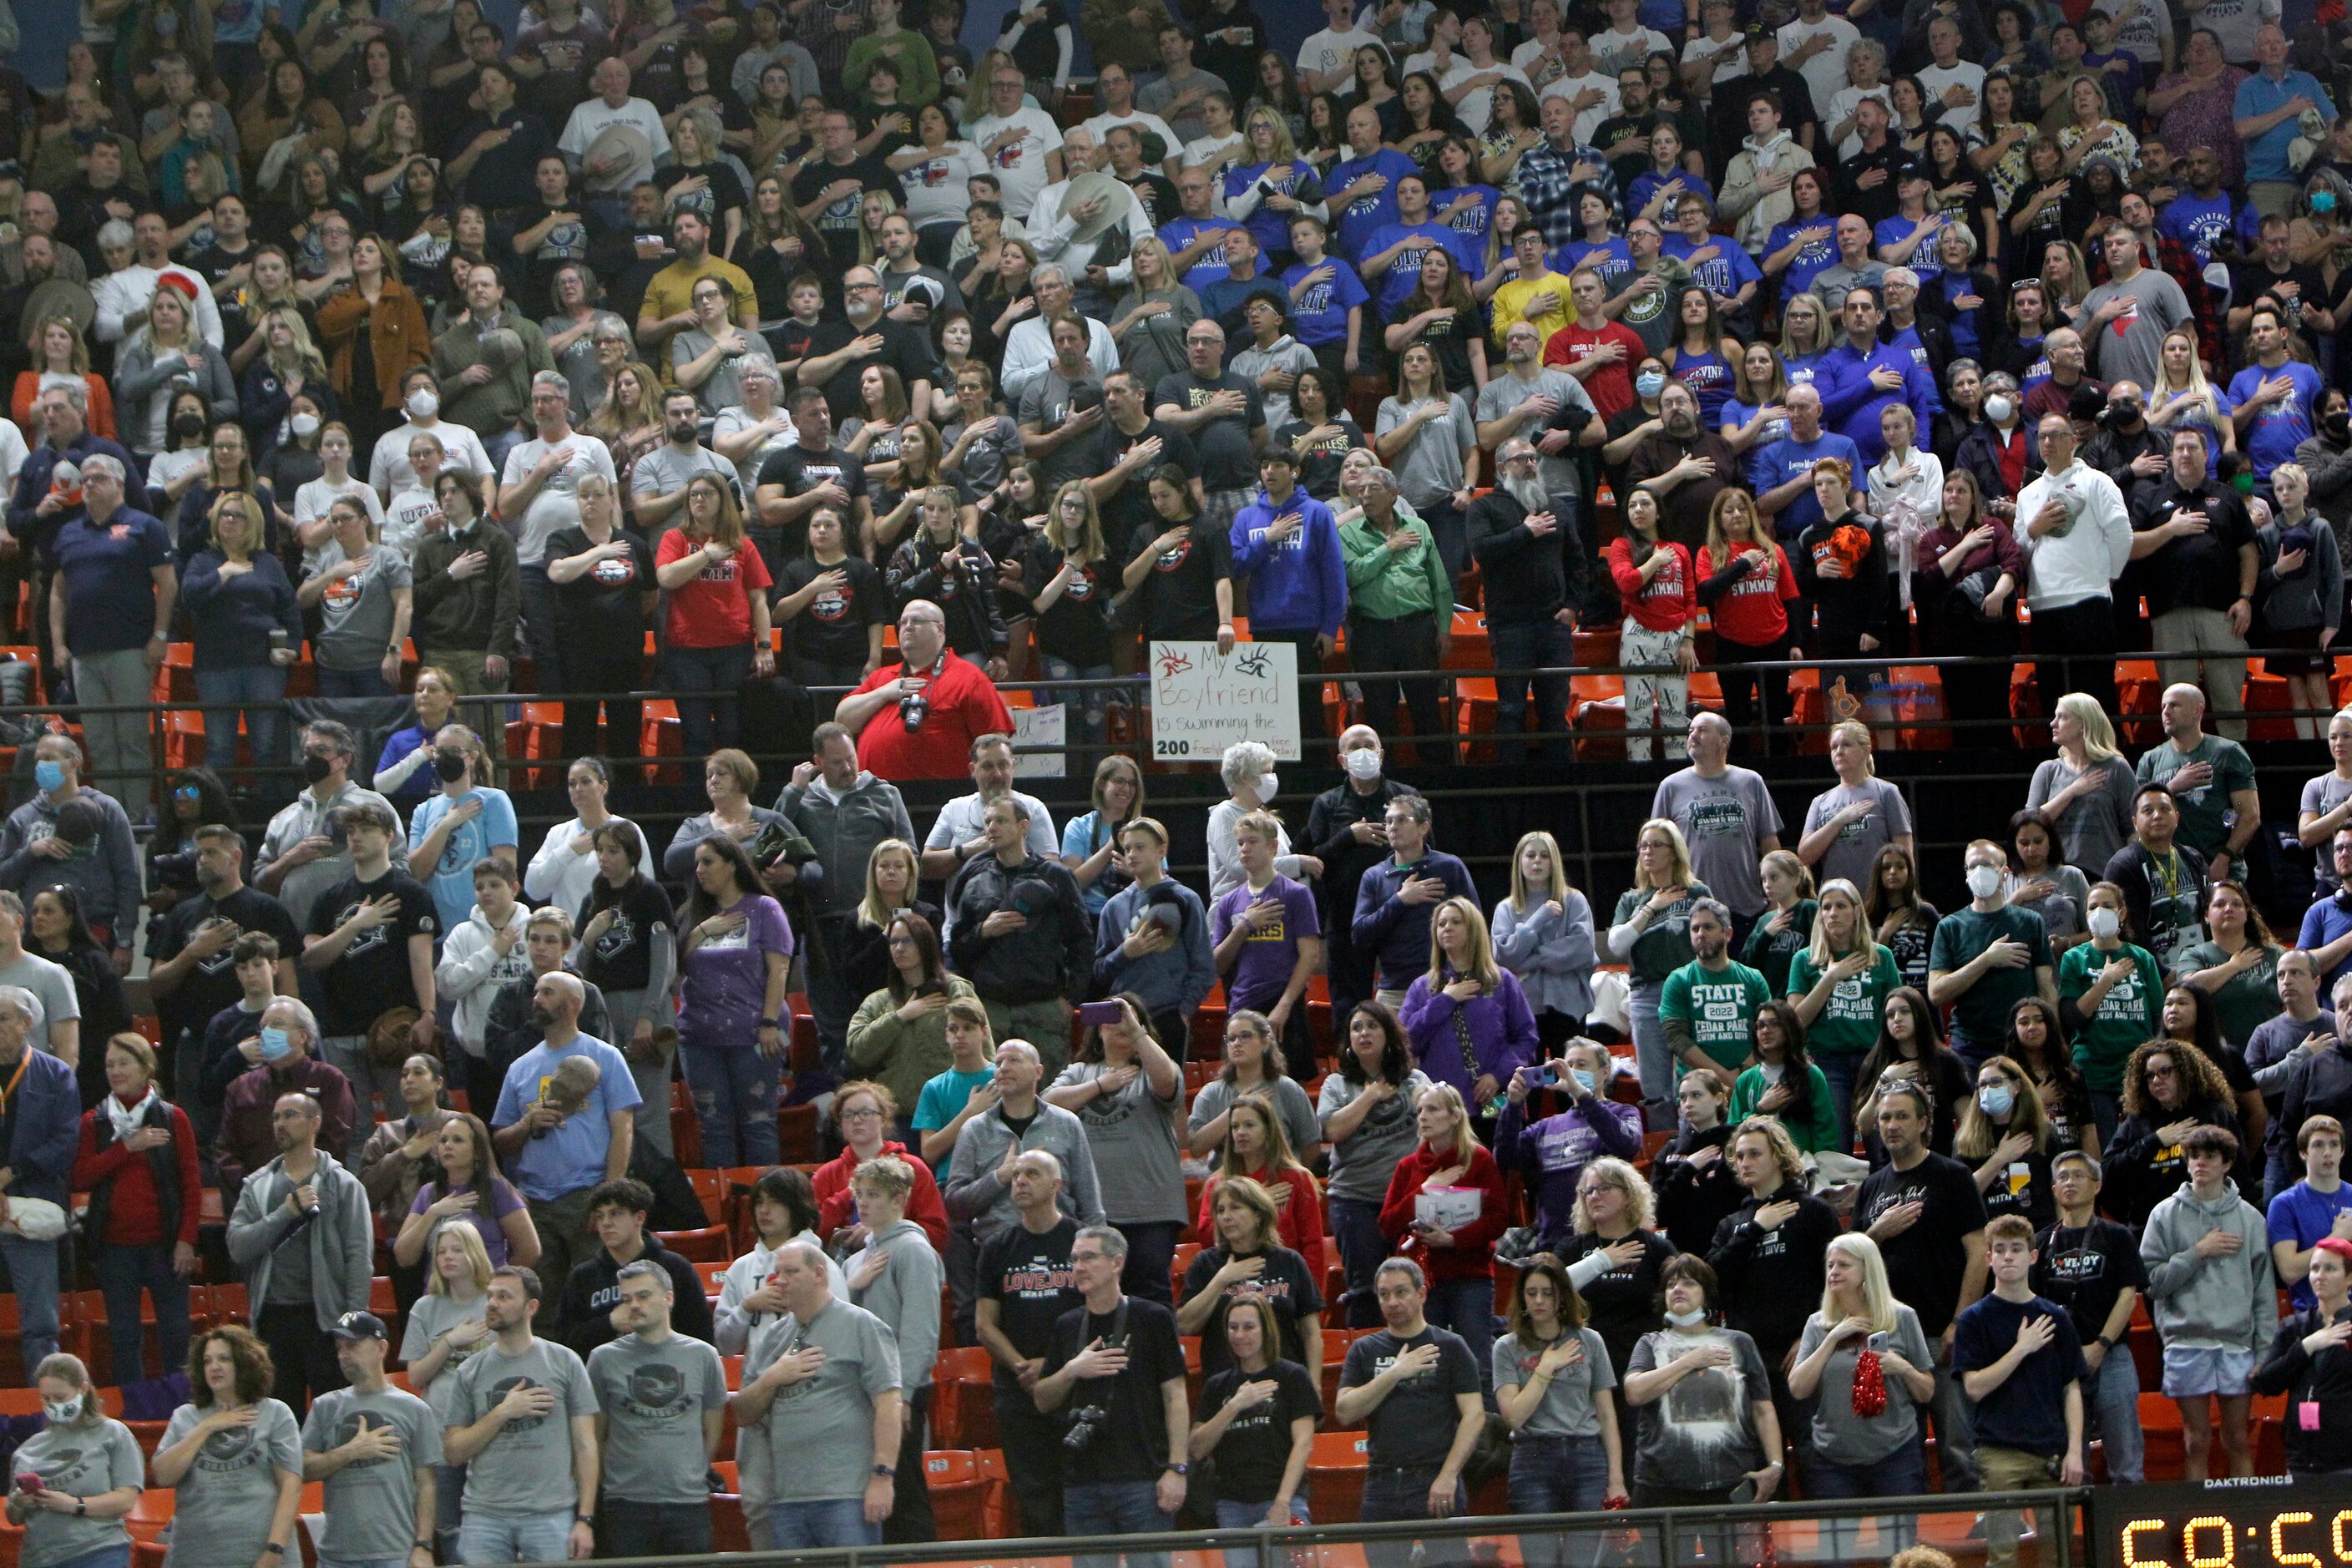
[2135,735,2256,862]
[2058,940,2162,1094]
[1659,958,1772,1075]
[1786,945,1903,1059]
[1928,903,2055,1043]
[1609,880,1714,989]
[2168,940,2283,1052]
[913,1065,994,1131]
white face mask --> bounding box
[1663,1308,1707,1328]
[1257,771,1279,801]
[289,412,320,438]
[1983,393,2016,424]
[43,1395,83,1423]
[1965,864,2006,901]
[407,390,438,419]
[1344,747,1383,781]
[2086,906,2122,940]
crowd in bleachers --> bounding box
[18,0,2352,1560]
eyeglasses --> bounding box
[840,1105,884,1121]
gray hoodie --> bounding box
[0,787,142,936]
[847,1216,943,1389]
[225,1148,374,1331]
[1229,334,1318,432]
[2141,1176,2280,1353]
[2258,515,2345,636]
[777,771,917,920]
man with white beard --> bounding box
[1464,440,1585,762]
[1024,129,1149,314]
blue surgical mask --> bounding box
[259,1027,293,1062]
[2318,191,2340,214]
[1635,370,1667,398]
[33,761,63,792]
[1978,1084,2016,1117]
[1571,1069,1597,1093]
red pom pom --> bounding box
[1852,1348,1888,1419]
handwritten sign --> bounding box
[1012,703,1065,780]
[1149,640,1302,763]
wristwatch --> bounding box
[759,1016,779,1029]
[573,1515,594,1527]
[873,1464,898,1479]
[1164,1463,1190,1476]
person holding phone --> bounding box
[1045,996,1187,1307]
[7,1352,143,1568]
[1495,1039,1641,1247]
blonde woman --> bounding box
[1787,1232,1936,1515]
[1957,1054,2056,1228]
[1025,479,1118,745]
[245,307,331,445]
[842,837,938,1001]
[1785,878,1901,1151]
[1607,818,1711,1100]
[1401,895,1538,1119]
[181,491,301,782]
[2056,75,2137,171]
[400,1222,492,1552]
[8,1351,143,1562]
[2026,692,2140,878]
[13,315,119,442]
[1493,829,1598,1046]
[2147,325,2238,473]
[1378,1080,1507,1390]
[115,282,235,457]
[1800,721,1917,892]
[1109,235,1202,391]
[1224,104,1327,265]
[1060,753,1144,917]
[2256,463,2342,740]
[654,473,775,754]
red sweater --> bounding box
[1199,1165,1325,1282]
[813,1139,951,1253]
[1608,539,1697,634]
[1698,541,1799,647]
[71,1100,201,1247]
[1378,1141,1505,1283]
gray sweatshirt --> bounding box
[225,1149,374,1331]
[942,1099,1105,1246]
[847,1217,943,1389]
[0,787,143,938]
[2258,516,2346,636]
[2140,1177,2280,1353]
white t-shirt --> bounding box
[1915,60,1988,115]
[1679,33,1750,96]
[1589,23,1671,77]
[1778,15,1860,124]
[500,431,618,565]
[2093,0,2166,65]
[1540,70,1621,144]
[895,141,990,230]
[383,483,440,563]
[558,94,674,193]
[964,105,1065,220]
[369,418,496,500]
[1083,109,1181,164]
[1828,83,1894,158]
[294,475,387,573]
[1185,131,1247,170]
[1418,60,1531,137]
[1299,25,1384,93]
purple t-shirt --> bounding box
[406,1177,528,1268]
[1210,875,1322,1013]
[679,895,796,1048]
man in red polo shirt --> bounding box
[837,599,1014,780]
[1543,267,1646,422]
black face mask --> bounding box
[172,412,205,438]
[301,753,334,785]
[2328,412,2350,441]
[433,751,468,783]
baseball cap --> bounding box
[331,1311,389,1343]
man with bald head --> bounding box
[973,1144,1086,1535]
[491,967,641,1292]
[2137,682,2261,874]
[1306,728,1422,1018]
[2022,326,2103,427]
[1753,382,1860,540]
[226,1085,374,1415]
[837,600,1018,780]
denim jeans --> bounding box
[1067,1479,1173,1568]
[1628,983,1670,1101]
[1118,1220,1181,1308]
[1803,1434,1928,1555]
[1361,1465,1468,1568]
[92,1239,191,1383]
[194,663,288,786]
[314,663,395,699]
[767,1499,879,1550]
[1422,1275,1496,1403]
[0,1233,60,1368]
[1508,1433,1609,1514]
[48,1547,129,1568]
[456,1510,574,1564]
[1817,1051,1865,1155]
[680,1039,779,1166]
[1930,1337,1980,1491]
[1214,1497,1309,1528]
[1039,654,1115,746]
[1488,616,1575,762]
[2090,1340,2145,1484]
[1328,1196,1389,1328]
[518,563,563,697]
[599,1500,713,1556]
[664,641,754,756]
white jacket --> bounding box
[432,903,535,1057]
[2016,458,2134,609]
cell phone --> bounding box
[1076,1000,1124,1029]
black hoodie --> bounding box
[1706,1178,1842,1362]
[556,1234,716,1355]
[1653,1122,1741,1256]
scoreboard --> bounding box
[2089,1479,2352,1568]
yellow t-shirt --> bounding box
[1488,268,1575,351]
[640,255,761,346]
